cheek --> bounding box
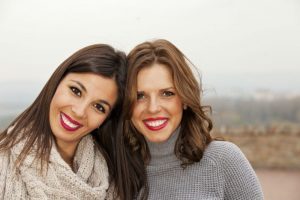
[173,105,183,116]
[169,99,184,117]
[131,104,144,122]
[49,94,61,117]
[89,114,107,129]
[50,88,69,109]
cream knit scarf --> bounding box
[0,134,111,200]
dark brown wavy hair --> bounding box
[114,39,213,199]
[0,44,127,179]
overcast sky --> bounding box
[0,0,299,97]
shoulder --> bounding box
[206,140,239,152]
[0,150,10,197]
[204,140,247,164]
[0,150,10,167]
[204,141,264,199]
[203,140,256,179]
[0,150,10,168]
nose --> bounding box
[147,97,161,113]
[71,103,88,118]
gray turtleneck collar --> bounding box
[146,127,180,166]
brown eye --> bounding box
[94,103,106,114]
[70,86,81,97]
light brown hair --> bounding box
[115,39,213,199]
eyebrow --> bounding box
[137,87,175,92]
[70,80,87,93]
[70,80,113,111]
[160,87,175,91]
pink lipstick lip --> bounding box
[60,112,82,132]
[143,117,168,131]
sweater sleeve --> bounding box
[220,142,264,200]
[0,151,9,199]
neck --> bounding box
[146,127,180,166]
[55,140,78,167]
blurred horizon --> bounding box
[1,78,300,100]
[1,79,299,129]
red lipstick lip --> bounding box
[143,117,168,131]
[60,112,82,132]
[61,112,81,125]
[144,117,168,121]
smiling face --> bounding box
[49,72,118,151]
[131,63,184,143]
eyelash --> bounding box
[70,86,81,97]
[162,91,175,97]
[136,90,175,100]
[137,92,145,100]
[93,103,106,114]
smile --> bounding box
[143,117,168,131]
[60,112,82,132]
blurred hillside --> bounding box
[205,95,300,169]
[205,95,300,128]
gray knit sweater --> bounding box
[145,130,264,200]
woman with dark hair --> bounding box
[115,39,263,199]
[0,44,126,199]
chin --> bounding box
[146,135,170,143]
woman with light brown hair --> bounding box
[0,44,126,199]
[114,39,263,199]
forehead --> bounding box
[63,72,118,102]
[136,63,174,90]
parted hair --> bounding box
[114,39,213,200]
[0,44,127,177]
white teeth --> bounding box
[61,114,79,128]
[146,120,166,127]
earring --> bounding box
[183,104,187,110]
